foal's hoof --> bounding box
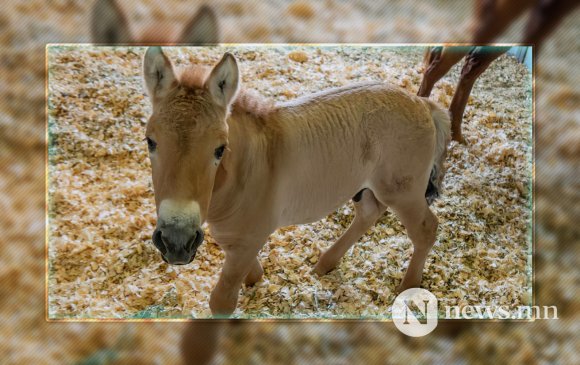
[244,269,264,286]
[244,275,262,287]
[313,261,334,277]
[395,282,421,294]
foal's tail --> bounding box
[423,99,451,205]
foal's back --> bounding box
[277,82,434,143]
[271,82,437,226]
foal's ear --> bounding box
[179,5,220,44]
[143,47,177,100]
[205,53,239,108]
[91,0,132,43]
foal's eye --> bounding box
[214,145,226,160]
[146,137,157,152]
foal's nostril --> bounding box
[186,228,204,253]
[185,236,196,253]
[152,229,167,255]
[195,228,203,247]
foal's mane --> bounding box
[177,65,275,118]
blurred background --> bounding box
[1,0,578,363]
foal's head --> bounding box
[143,47,239,264]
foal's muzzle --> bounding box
[152,226,204,265]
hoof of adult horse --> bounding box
[452,134,466,145]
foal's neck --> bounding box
[207,91,280,224]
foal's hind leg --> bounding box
[314,189,385,276]
[388,197,438,293]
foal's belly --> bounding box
[274,174,369,227]
[272,117,379,228]
[278,198,346,227]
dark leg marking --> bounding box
[425,168,439,206]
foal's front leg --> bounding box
[244,256,264,286]
[209,246,261,317]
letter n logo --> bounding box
[392,288,438,337]
[403,299,429,324]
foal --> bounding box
[143,47,451,316]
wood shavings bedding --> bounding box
[47,45,532,319]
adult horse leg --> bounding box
[314,189,386,276]
[388,196,438,293]
[448,47,508,143]
[417,46,472,97]
[210,243,263,316]
[471,0,532,43]
[522,0,580,56]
